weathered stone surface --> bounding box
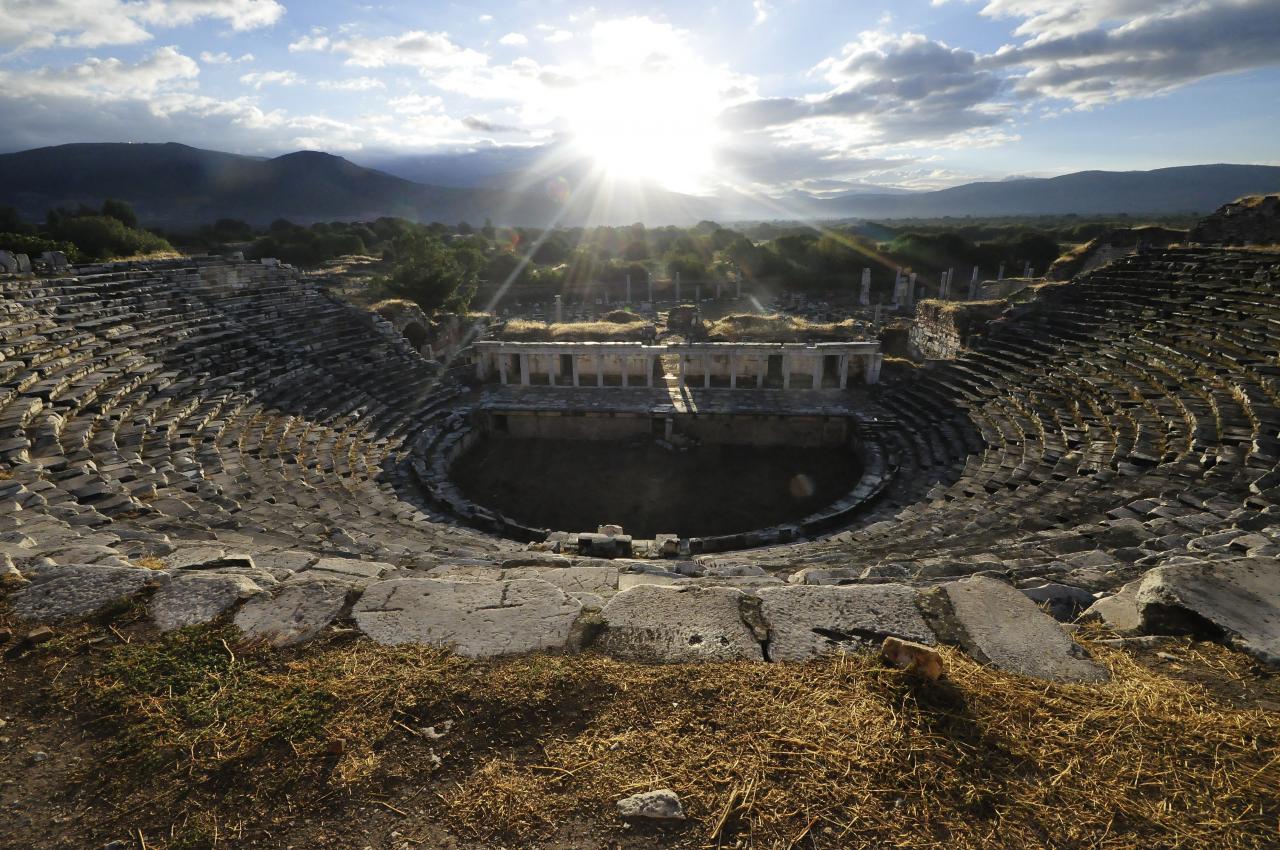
[937,576,1109,682]
[149,573,264,631]
[7,564,160,621]
[597,585,763,662]
[233,578,352,647]
[1082,580,1143,633]
[757,584,935,662]
[504,565,620,595]
[1021,582,1097,622]
[1135,558,1279,665]
[353,578,582,656]
[617,572,685,591]
[301,557,393,581]
[616,789,685,822]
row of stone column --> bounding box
[674,352,853,390]
[497,352,656,388]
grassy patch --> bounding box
[32,628,1275,849]
[498,319,654,341]
[704,313,865,342]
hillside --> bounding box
[2,143,1279,226]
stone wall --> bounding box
[908,300,1006,361]
[1189,194,1280,246]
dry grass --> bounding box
[498,319,654,342]
[704,314,864,343]
[25,624,1275,849]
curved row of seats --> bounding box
[754,249,1279,586]
[0,258,521,567]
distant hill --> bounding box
[1,143,1278,227]
[796,165,1280,219]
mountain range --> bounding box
[1,143,1277,228]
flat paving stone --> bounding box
[597,585,763,662]
[149,573,265,631]
[353,578,582,656]
[7,564,160,621]
[233,578,352,647]
[938,576,1109,683]
[1136,558,1279,665]
[757,584,935,662]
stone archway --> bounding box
[372,300,433,355]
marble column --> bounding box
[811,354,823,389]
[839,354,849,389]
[677,354,685,390]
[729,351,737,389]
[596,354,605,388]
[646,354,654,388]
[782,354,791,390]
[519,353,530,386]
[499,353,508,385]
[621,356,629,388]
[703,353,711,388]
[571,354,580,387]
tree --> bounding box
[381,232,479,313]
[100,199,139,229]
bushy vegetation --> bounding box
[0,199,173,262]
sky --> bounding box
[0,0,1277,196]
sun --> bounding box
[562,60,721,194]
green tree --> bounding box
[381,232,479,313]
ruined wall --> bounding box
[908,300,1006,361]
[1189,195,1280,246]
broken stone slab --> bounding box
[1020,582,1098,622]
[233,578,353,647]
[616,789,685,822]
[1081,580,1144,634]
[597,585,764,662]
[298,557,394,582]
[352,578,583,657]
[1135,558,1279,666]
[617,572,686,591]
[503,565,619,596]
[149,573,265,631]
[932,576,1109,683]
[162,546,228,569]
[757,584,936,663]
[7,564,162,622]
[787,566,864,585]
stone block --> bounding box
[936,576,1109,682]
[149,573,265,631]
[597,585,763,662]
[353,578,583,657]
[758,584,935,662]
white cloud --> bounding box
[326,30,488,71]
[753,0,771,25]
[200,50,254,64]
[545,29,574,43]
[289,33,331,52]
[0,45,199,99]
[984,0,1280,106]
[498,32,528,46]
[387,93,445,114]
[0,0,284,50]
[239,70,302,89]
[317,76,385,91]
[478,13,493,23]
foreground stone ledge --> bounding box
[8,564,162,621]
[150,573,266,632]
[1135,558,1279,666]
[353,577,583,656]
[936,576,1109,683]
[233,578,353,648]
[596,584,764,662]
[757,584,936,662]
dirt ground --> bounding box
[0,609,1276,850]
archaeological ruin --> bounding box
[1,198,1279,685]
